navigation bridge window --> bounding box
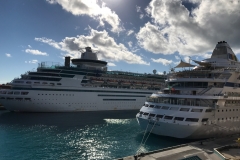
[185,118,199,122]
[205,109,212,112]
[162,106,169,110]
[174,117,184,121]
[201,118,208,122]
[149,105,155,108]
[154,105,161,109]
[191,109,203,112]
[149,114,156,117]
[156,115,163,118]
[143,113,149,116]
[164,116,173,120]
[180,108,190,112]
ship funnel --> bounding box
[65,56,70,67]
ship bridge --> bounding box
[71,47,107,67]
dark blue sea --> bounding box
[0,110,192,160]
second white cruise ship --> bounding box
[0,47,165,112]
[137,41,240,139]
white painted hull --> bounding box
[0,89,154,112]
[137,116,240,139]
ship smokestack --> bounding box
[65,56,70,67]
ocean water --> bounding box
[0,110,192,160]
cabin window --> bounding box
[145,104,149,107]
[57,83,62,85]
[185,118,199,122]
[26,81,31,84]
[21,92,29,95]
[7,92,13,94]
[14,92,20,95]
[139,111,143,114]
[174,117,184,121]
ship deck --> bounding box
[117,133,240,160]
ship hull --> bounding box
[137,117,240,139]
[0,89,153,112]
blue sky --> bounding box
[1,0,240,84]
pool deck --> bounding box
[117,133,240,160]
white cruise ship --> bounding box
[0,47,166,112]
[136,41,240,139]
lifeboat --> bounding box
[121,82,131,86]
[90,77,105,84]
[133,82,142,86]
[108,80,118,85]
[142,83,151,87]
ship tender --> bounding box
[136,41,240,139]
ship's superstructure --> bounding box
[136,41,240,139]
[0,47,165,112]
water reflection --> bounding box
[0,110,194,160]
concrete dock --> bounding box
[117,134,240,160]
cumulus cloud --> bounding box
[25,49,48,56]
[151,58,173,66]
[136,5,141,12]
[108,62,116,66]
[128,41,133,48]
[28,45,32,48]
[5,53,11,57]
[140,14,144,19]
[25,60,38,64]
[137,0,240,57]
[127,29,134,36]
[35,28,149,65]
[175,55,180,60]
[46,0,123,33]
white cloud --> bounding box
[5,53,11,57]
[151,58,173,66]
[35,28,149,65]
[28,45,32,48]
[140,14,144,19]
[128,41,133,48]
[127,29,134,36]
[136,5,141,12]
[25,49,48,56]
[175,55,180,60]
[108,62,116,66]
[46,0,123,33]
[25,60,38,64]
[137,0,240,58]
